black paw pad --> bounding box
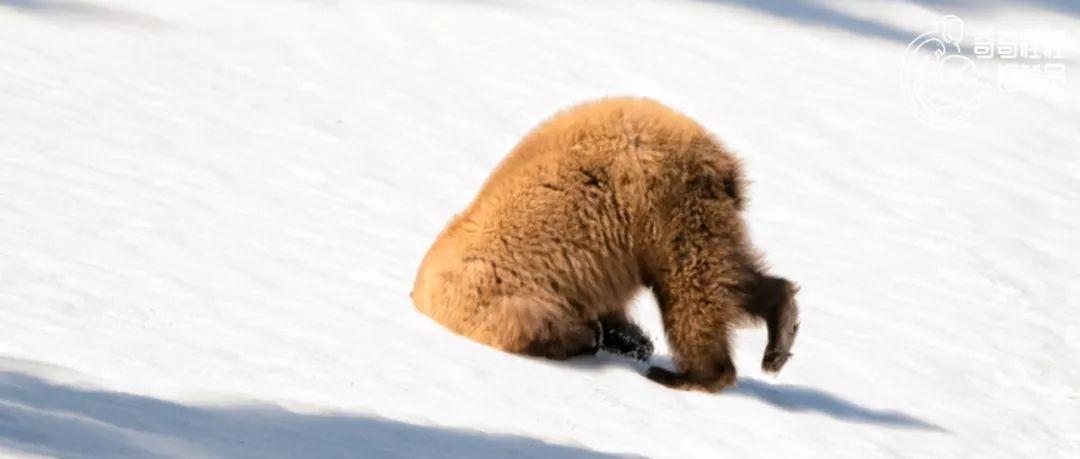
[600,323,654,361]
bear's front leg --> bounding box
[643,287,738,388]
[647,277,741,391]
[743,275,800,374]
[645,354,736,392]
[644,339,737,392]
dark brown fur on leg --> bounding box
[743,275,800,373]
[646,359,736,392]
[644,339,738,391]
[522,319,600,360]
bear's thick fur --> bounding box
[412,98,799,391]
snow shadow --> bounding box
[567,355,943,431]
[704,0,1077,46]
[910,0,1080,17]
[730,378,947,432]
[0,371,628,459]
[0,0,164,25]
[702,0,913,44]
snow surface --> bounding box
[1,0,1078,457]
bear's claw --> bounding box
[761,351,792,373]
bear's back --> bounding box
[472,97,708,207]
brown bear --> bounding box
[411,97,799,391]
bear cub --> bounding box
[412,98,800,391]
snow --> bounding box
[1,0,1078,457]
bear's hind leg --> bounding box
[521,318,600,360]
[598,313,654,361]
[467,295,599,360]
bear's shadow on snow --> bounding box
[0,371,629,459]
[568,353,945,432]
[728,378,947,432]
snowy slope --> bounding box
[1,0,1078,457]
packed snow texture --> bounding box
[1,0,1078,457]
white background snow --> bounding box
[1,0,1078,457]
